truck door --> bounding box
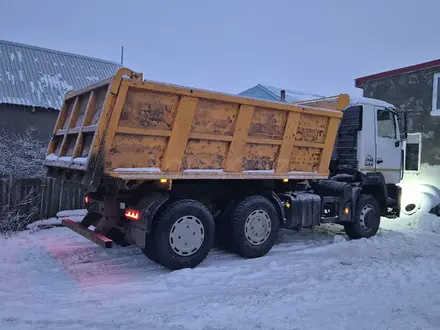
[375,107,401,184]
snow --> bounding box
[418,213,440,233]
[2,216,440,329]
[183,169,224,173]
[349,95,396,109]
[85,76,100,82]
[242,169,275,174]
[72,157,88,164]
[25,216,84,230]
[25,210,87,230]
[57,209,87,218]
[45,153,58,161]
[301,95,396,109]
[259,85,324,103]
[113,167,162,173]
[58,156,72,162]
[6,71,15,85]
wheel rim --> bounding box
[359,205,376,231]
[169,216,205,256]
[244,210,272,245]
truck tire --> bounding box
[147,199,215,270]
[142,233,162,265]
[230,195,280,258]
[215,202,236,252]
[344,194,381,239]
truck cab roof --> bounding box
[348,95,397,111]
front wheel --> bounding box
[344,194,381,239]
[145,199,215,270]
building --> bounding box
[239,84,323,103]
[0,40,122,141]
[355,60,440,188]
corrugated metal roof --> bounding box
[0,40,122,110]
[239,84,324,103]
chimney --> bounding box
[280,90,286,102]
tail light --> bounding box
[84,194,90,204]
[125,209,141,221]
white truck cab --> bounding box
[350,96,403,184]
[329,96,406,218]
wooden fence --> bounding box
[0,177,86,221]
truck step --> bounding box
[62,219,113,248]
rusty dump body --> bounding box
[44,68,349,188]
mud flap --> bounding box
[93,196,120,235]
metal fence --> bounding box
[0,177,86,221]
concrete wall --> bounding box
[0,104,58,142]
[361,66,440,187]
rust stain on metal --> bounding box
[248,107,287,140]
[62,99,75,129]
[45,67,351,182]
[242,143,279,171]
[106,135,167,169]
[120,88,179,130]
[290,147,322,172]
[191,99,238,136]
[73,93,90,128]
[80,135,93,157]
[294,114,328,143]
[181,140,228,169]
[298,100,337,110]
[64,135,77,157]
[90,86,108,125]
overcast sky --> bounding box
[1,0,439,97]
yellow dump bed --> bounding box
[44,68,349,186]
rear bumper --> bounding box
[62,218,113,248]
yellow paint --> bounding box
[45,67,353,182]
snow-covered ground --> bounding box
[1,214,440,330]
[25,209,87,231]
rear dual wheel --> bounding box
[219,195,280,258]
[142,199,215,270]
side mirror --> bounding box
[400,110,408,141]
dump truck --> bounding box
[44,68,405,270]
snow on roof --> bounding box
[239,84,324,103]
[261,85,325,102]
[349,95,396,109]
[0,40,122,110]
[239,84,397,110]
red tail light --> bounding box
[125,209,140,221]
[84,195,90,204]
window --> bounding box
[405,133,421,172]
[431,72,440,116]
[377,109,397,139]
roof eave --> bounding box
[355,59,440,88]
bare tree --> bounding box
[0,127,47,179]
[0,127,47,236]
[0,186,42,237]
